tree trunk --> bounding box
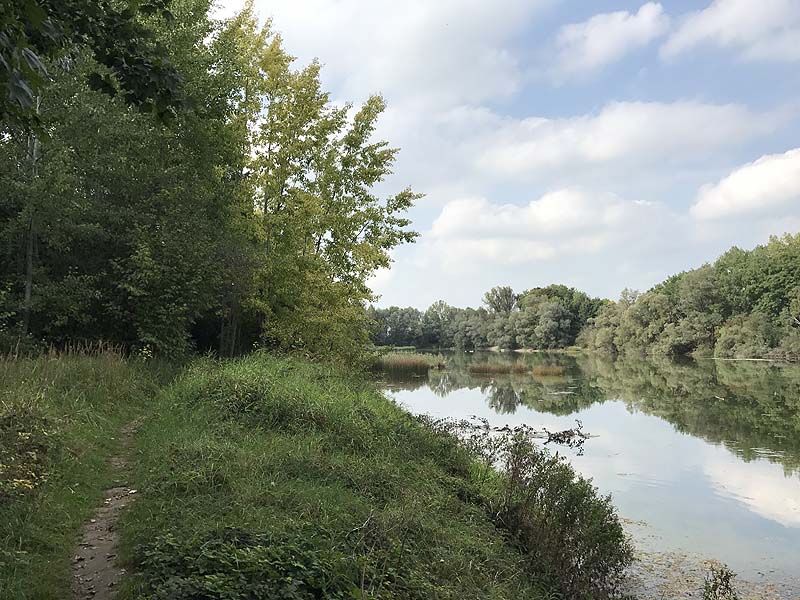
[22,97,41,335]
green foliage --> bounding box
[137,529,392,599]
[433,419,634,600]
[715,313,779,359]
[581,234,800,359]
[0,2,418,361]
[0,405,54,499]
[0,0,184,128]
[483,285,518,314]
[703,564,740,600]
[370,285,602,351]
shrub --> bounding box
[432,419,634,600]
[703,563,740,600]
[0,406,56,500]
[715,313,779,359]
[136,529,406,599]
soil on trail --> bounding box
[71,421,140,600]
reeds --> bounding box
[373,352,445,375]
[467,362,528,375]
[532,365,566,377]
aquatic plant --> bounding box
[532,365,565,376]
[467,362,528,375]
[372,352,445,375]
[703,563,740,600]
[428,416,634,600]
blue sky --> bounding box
[220,0,800,307]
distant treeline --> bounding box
[371,234,800,360]
[581,234,800,360]
[368,284,605,350]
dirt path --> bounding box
[71,421,140,599]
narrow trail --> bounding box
[71,420,140,599]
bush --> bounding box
[703,564,740,600]
[432,419,634,600]
[715,313,779,359]
[0,406,56,500]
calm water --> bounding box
[381,352,800,589]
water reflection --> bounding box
[385,352,800,474]
[381,352,800,585]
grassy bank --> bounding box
[0,350,172,599]
[118,352,631,599]
[2,351,632,599]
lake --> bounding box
[381,351,800,597]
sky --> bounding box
[216,0,800,308]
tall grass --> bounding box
[372,351,445,375]
[532,365,566,377]
[119,353,632,600]
[0,351,171,599]
[468,362,528,375]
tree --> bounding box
[1,0,420,359]
[1,0,184,128]
[483,286,517,314]
[421,300,456,348]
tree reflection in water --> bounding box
[380,351,800,474]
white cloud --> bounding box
[704,457,800,528]
[223,0,551,108]
[662,0,800,62]
[427,189,671,268]
[555,3,669,78]
[476,101,781,177]
[691,148,800,220]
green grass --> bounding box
[1,351,631,599]
[0,350,173,599]
[118,353,559,599]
